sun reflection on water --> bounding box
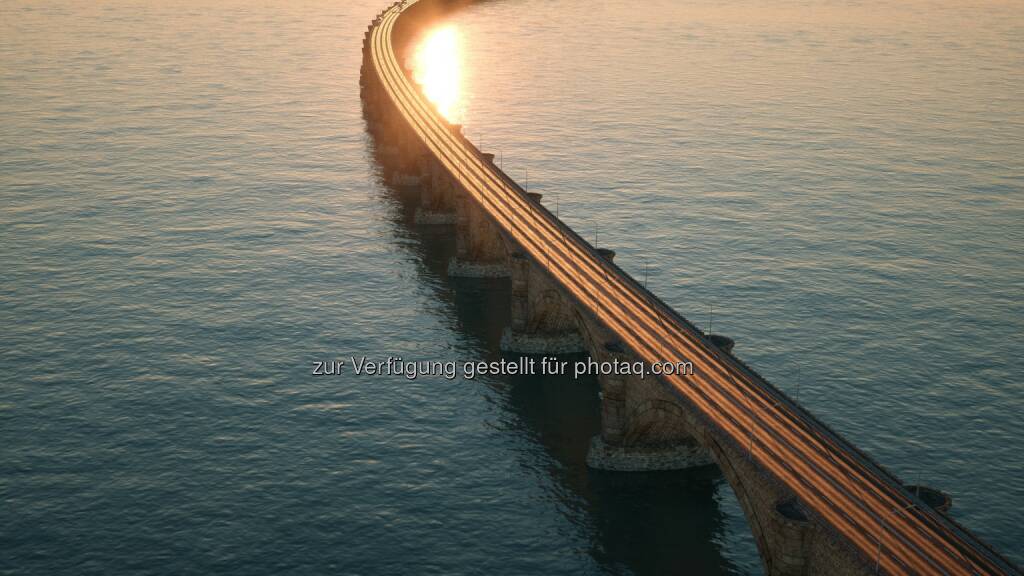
[412,26,462,123]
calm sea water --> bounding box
[2,0,1021,574]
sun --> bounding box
[412,26,462,122]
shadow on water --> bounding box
[362,121,745,575]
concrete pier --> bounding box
[448,189,509,278]
[500,250,585,353]
[415,156,457,224]
[581,337,714,471]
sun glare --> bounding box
[412,26,462,123]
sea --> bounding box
[2,0,1021,573]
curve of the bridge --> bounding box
[364,2,1019,574]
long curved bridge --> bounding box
[359,2,1021,574]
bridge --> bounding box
[359,2,1022,574]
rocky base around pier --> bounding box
[586,435,715,472]
[414,208,457,225]
[447,257,510,278]
[499,327,586,355]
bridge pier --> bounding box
[360,73,385,130]
[500,248,586,354]
[415,156,457,224]
[447,189,509,277]
[389,133,427,187]
[584,342,714,471]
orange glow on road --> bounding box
[412,26,462,122]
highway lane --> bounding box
[365,4,1018,574]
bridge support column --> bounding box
[582,337,713,471]
[389,134,427,187]
[500,249,585,354]
[389,150,425,188]
[360,70,386,132]
[447,189,509,277]
[374,113,402,159]
[415,156,457,225]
